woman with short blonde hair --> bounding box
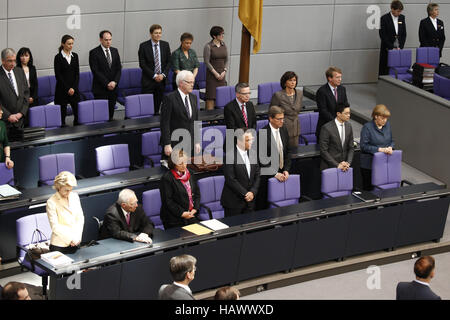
[46,171,84,254]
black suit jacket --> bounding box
[160,90,200,149]
[53,52,80,105]
[396,281,441,300]
[0,67,30,128]
[419,17,446,57]
[258,124,291,176]
[160,169,200,229]
[89,45,122,96]
[319,120,354,171]
[17,65,38,106]
[315,83,348,138]
[224,99,257,130]
[380,13,407,50]
[138,39,171,90]
[100,203,154,242]
[221,148,261,211]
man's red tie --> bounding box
[126,213,130,225]
[241,104,248,127]
[334,88,338,102]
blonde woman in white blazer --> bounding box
[46,171,84,254]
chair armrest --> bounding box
[268,201,281,208]
[131,164,142,170]
[200,204,213,220]
[394,68,399,79]
[92,216,103,229]
[401,179,413,186]
[300,195,313,201]
[299,134,309,145]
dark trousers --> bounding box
[61,101,79,126]
[224,204,255,217]
[94,91,117,121]
[142,81,165,114]
[256,175,269,210]
[50,244,78,254]
[361,167,373,191]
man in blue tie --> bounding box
[0,48,30,136]
[138,24,171,114]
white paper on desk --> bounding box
[200,219,229,231]
[0,184,21,197]
[41,251,74,267]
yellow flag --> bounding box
[238,0,263,54]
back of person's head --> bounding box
[414,256,435,280]
[336,102,350,115]
[1,282,27,300]
[214,286,240,300]
[391,0,404,10]
[169,254,197,282]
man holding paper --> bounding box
[100,189,154,243]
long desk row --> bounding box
[11,103,317,189]
[33,183,449,300]
[1,144,361,261]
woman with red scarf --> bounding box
[160,150,200,229]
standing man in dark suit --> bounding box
[224,82,257,130]
[419,3,446,57]
[221,129,260,217]
[0,48,29,136]
[397,256,441,300]
[138,24,171,114]
[160,70,201,160]
[158,254,197,300]
[256,106,292,209]
[89,30,122,121]
[379,0,407,76]
[319,103,354,171]
[315,66,348,140]
[100,189,154,243]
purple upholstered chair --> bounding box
[28,104,62,130]
[416,47,440,68]
[268,174,301,208]
[164,69,175,94]
[434,74,450,100]
[142,131,162,168]
[197,176,225,220]
[388,49,412,82]
[124,94,155,119]
[78,71,94,101]
[371,150,402,190]
[257,82,281,105]
[321,168,353,198]
[256,119,268,132]
[192,89,201,109]
[215,86,235,109]
[118,68,142,105]
[37,75,56,105]
[78,99,109,125]
[202,125,225,158]
[298,112,319,145]
[142,189,164,229]
[16,213,51,295]
[39,153,75,186]
[95,144,130,176]
[0,163,14,185]
[195,62,207,95]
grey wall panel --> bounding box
[331,50,380,83]
[125,0,232,11]
[8,0,124,18]
[264,0,333,5]
[229,51,331,89]
[231,5,334,55]
[0,0,6,19]
[0,20,6,50]
[123,8,233,63]
[7,13,124,70]
[332,5,384,50]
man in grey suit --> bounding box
[158,254,197,300]
[319,103,354,171]
[0,48,29,134]
[397,256,441,300]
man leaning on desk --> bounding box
[100,189,154,243]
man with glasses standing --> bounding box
[160,70,201,160]
[224,82,256,130]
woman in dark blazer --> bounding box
[360,104,394,191]
[419,3,446,57]
[54,34,80,126]
[160,150,200,229]
[16,47,38,107]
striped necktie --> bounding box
[105,49,112,68]
[241,104,248,127]
[8,72,17,95]
[154,44,161,74]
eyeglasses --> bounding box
[239,92,251,95]
[183,80,195,85]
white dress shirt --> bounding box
[269,123,283,150]
[391,13,399,35]
[328,83,338,100]
[61,50,73,64]
[430,17,438,31]
[121,207,130,221]
[2,66,18,96]
[414,279,430,287]
[237,145,250,177]
[178,88,192,118]
[335,118,345,146]
[173,282,192,294]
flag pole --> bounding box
[239,25,251,83]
